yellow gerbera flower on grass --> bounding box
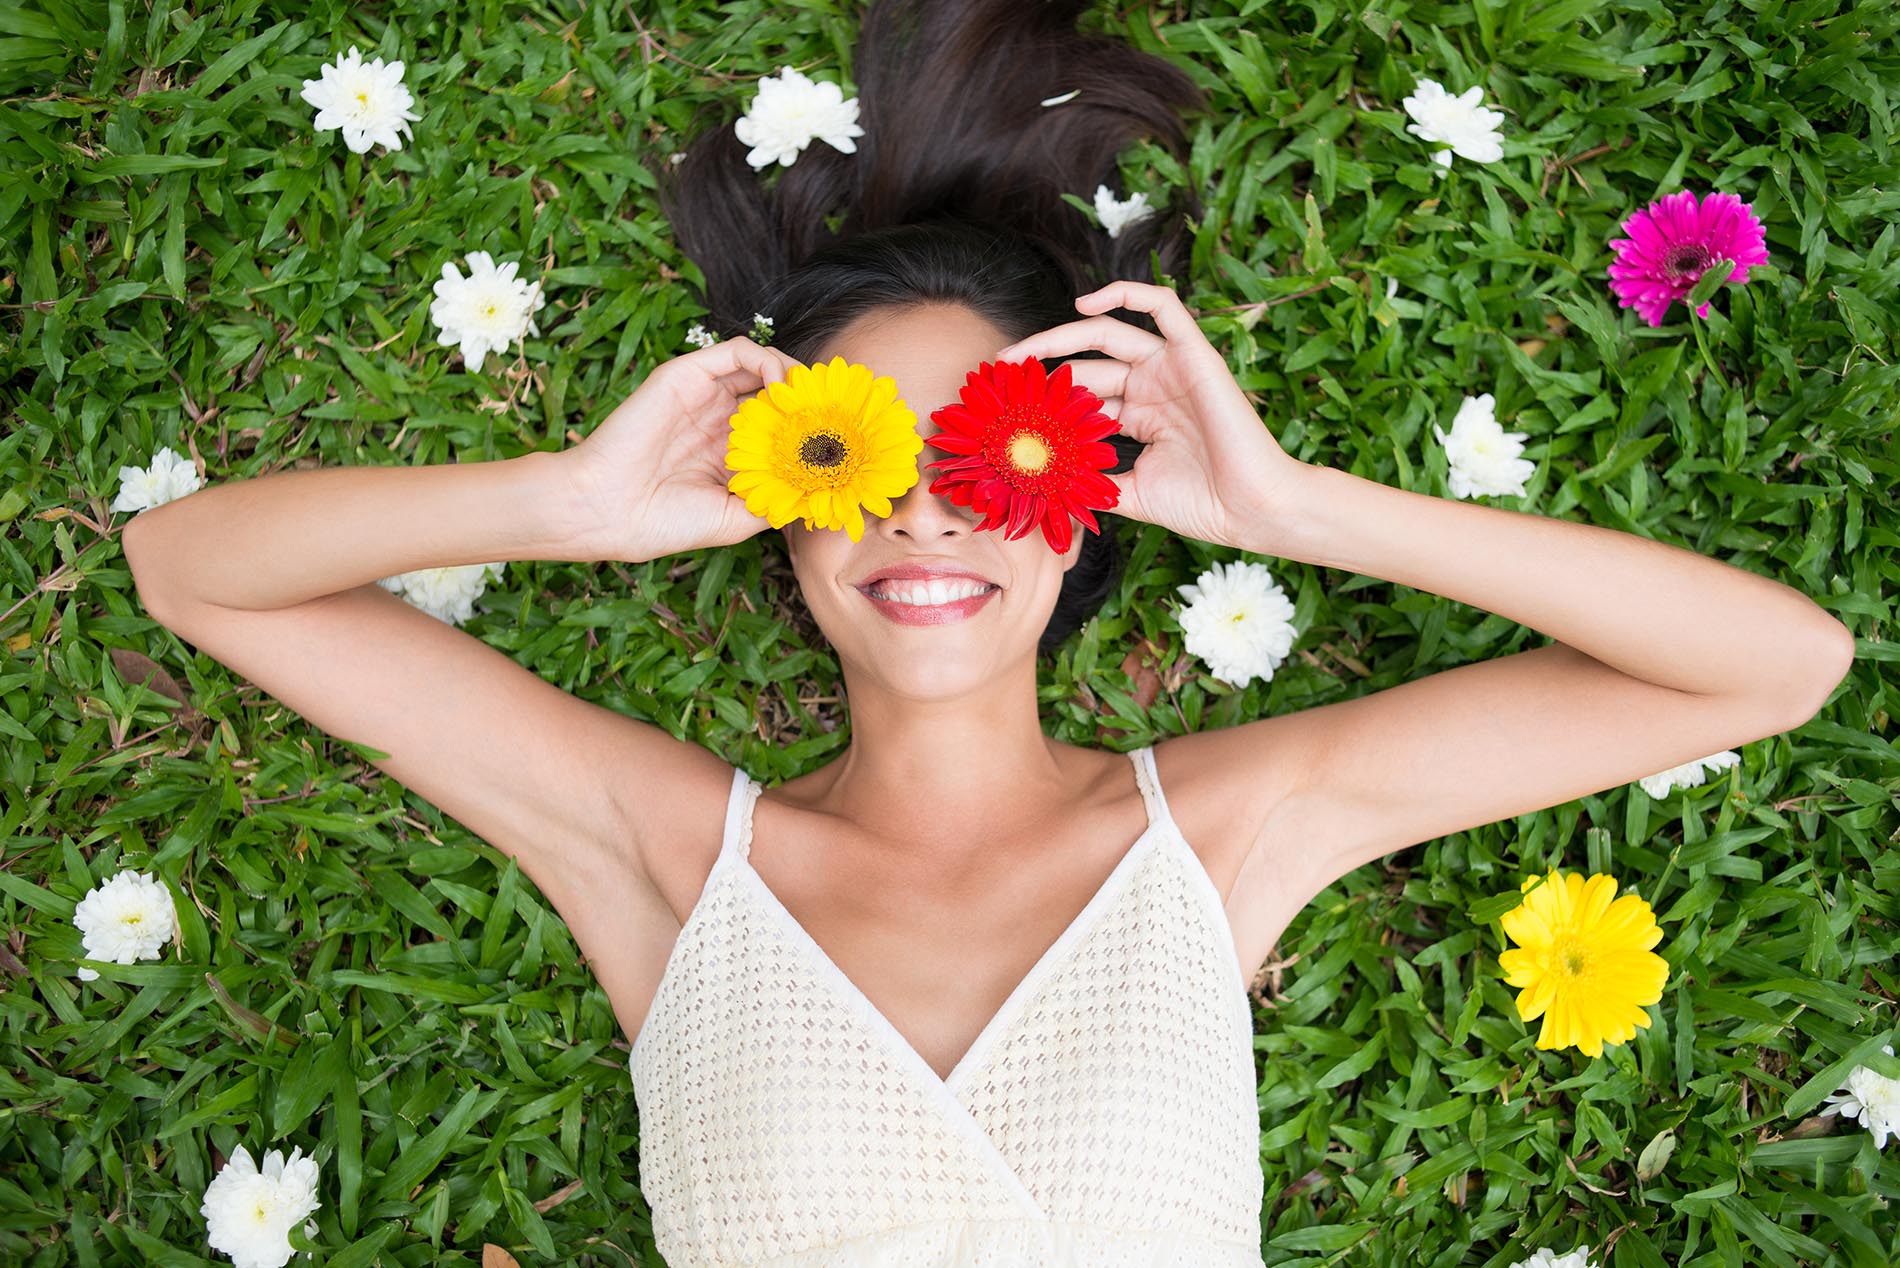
[1497,868,1670,1059]
[725,355,924,542]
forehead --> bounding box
[819,304,1009,425]
[824,303,1004,364]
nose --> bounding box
[876,462,980,539]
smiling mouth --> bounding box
[859,581,1000,606]
[857,582,1001,623]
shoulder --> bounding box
[1149,729,1299,880]
[1153,728,1302,823]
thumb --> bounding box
[1102,467,1142,526]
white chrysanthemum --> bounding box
[1637,749,1741,799]
[732,66,864,170]
[429,252,547,373]
[111,445,204,514]
[1506,1247,1599,1268]
[377,562,506,626]
[299,46,420,155]
[1820,1044,1900,1149]
[1432,393,1536,498]
[1174,559,1299,689]
[684,322,718,349]
[201,1144,322,1268]
[72,869,178,981]
[1402,78,1505,169]
[1093,184,1156,239]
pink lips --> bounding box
[861,584,999,626]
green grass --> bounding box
[3,0,1897,1265]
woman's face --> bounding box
[781,302,1084,699]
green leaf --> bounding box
[375,1085,503,1203]
[1269,1221,1375,1252]
[1635,1128,1676,1180]
[1301,192,1335,274]
[1684,257,1735,313]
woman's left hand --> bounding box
[995,279,1311,554]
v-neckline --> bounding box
[734,810,1170,1097]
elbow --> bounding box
[1814,617,1856,691]
[121,515,181,626]
[1782,617,1856,728]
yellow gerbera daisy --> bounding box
[724,355,925,542]
[1497,868,1670,1059]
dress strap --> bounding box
[1129,744,1176,829]
[719,765,762,862]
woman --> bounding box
[122,0,1854,1263]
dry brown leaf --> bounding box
[108,648,192,709]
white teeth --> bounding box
[869,578,995,606]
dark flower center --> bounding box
[1663,244,1713,280]
[799,431,846,469]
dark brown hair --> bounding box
[651,0,1207,658]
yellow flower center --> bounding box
[1552,935,1589,979]
[355,92,368,105]
[1007,430,1050,474]
[796,425,851,478]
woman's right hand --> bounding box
[559,336,805,563]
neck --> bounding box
[816,657,1073,864]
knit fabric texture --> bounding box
[628,745,1265,1267]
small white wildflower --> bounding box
[111,445,204,514]
[732,66,864,170]
[1432,393,1536,498]
[1402,78,1505,169]
[429,252,547,373]
[685,322,719,349]
[1637,749,1741,799]
[1174,559,1299,689]
[1093,184,1156,239]
[1040,88,1081,107]
[71,868,178,981]
[1386,276,1400,299]
[200,1144,322,1268]
[1819,1043,1900,1150]
[669,151,686,166]
[299,46,421,155]
[377,562,506,626]
[1506,1247,1599,1268]
[749,312,776,344]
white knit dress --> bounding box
[628,745,1266,1267]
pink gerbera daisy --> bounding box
[1606,190,1768,327]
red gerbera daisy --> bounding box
[923,357,1122,554]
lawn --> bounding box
[1,0,1896,1265]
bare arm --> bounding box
[1272,461,1852,704]
[116,447,739,1013]
[1206,461,1853,963]
[121,448,605,612]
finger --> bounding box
[691,335,799,386]
[1103,461,1144,526]
[1050,357,1129,407]
[995,316,1163,366]
[713,368,768,399]
[1072,279,1204,347]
